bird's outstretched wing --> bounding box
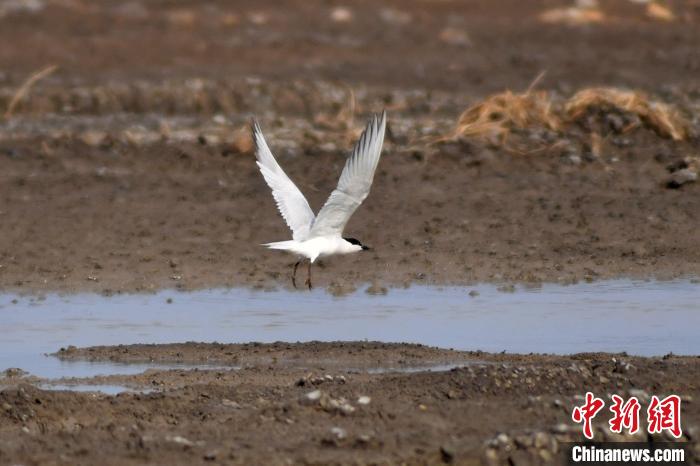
[309,111,386,238]
[253,120,315,241]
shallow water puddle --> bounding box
[0,280,698,382]
[37,383,150,395]
[364,363,472,374]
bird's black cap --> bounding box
[344,237,370,250]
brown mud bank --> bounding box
[1,342,698,465]
[1,0,700,293]
[1,120,699,294]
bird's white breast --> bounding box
[297,236,360,262]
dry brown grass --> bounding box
[314,88,355,130]
[313,84,363,145]
[565,87,688,141]
[4,65,58,119]
[446,85,560,144]
[445,85,689,147]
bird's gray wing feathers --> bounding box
[309,111,386,238]
[253,120,315,241]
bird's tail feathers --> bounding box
[262,240,298,251]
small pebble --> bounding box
[667,168,697,189]
[330,426,347,440]
[330,7,352,23]
[440,445,455,463]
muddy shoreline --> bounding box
[2,116,699,294]
[0,342,697,465]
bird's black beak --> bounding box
[362,245,370,251]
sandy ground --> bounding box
[1,0,699,464]
[0,342,698,465]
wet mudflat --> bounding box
[0,281,698,464]
[1,279,699,382]
[1,342,699,465]
[2,124,700,293]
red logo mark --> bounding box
[609,395,641,434]
[572,392,605,439]
[647,395,682,438]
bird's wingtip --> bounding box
[250,117,259,134]
[250,117,264,152]
[372,110,386,131]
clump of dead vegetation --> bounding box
[447,88,560,142]
[313,85,361,145]
[565,87,687,141]
[444,85,690,148]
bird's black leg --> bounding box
[305,260,312,290]
[292,260,302,289]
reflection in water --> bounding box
[38,384,149,396]
[0,280,698,379]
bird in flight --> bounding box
[253,111,387,289]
